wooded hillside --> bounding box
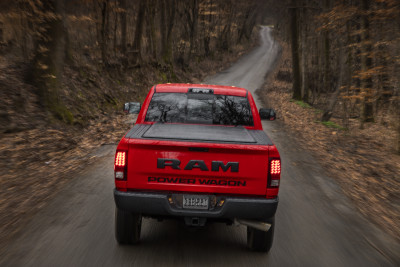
[267,0,399,153]
[0,0,266,129]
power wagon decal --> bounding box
[152,158,245,186]
[148,176,246,187]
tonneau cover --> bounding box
[126,123,272,145]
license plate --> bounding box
[183,195,209,210]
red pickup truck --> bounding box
[114,83,281,252]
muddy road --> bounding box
[2,26,399,267]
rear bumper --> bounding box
[114,189,278,220]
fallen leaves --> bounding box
[0,112,130,253]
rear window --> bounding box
[145,92,254,126]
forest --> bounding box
[262,0,400,242]
[0,0,266,128]
[275,0,399,152]
[1,0,398,143]
[0,0,268,250]
[0,0,399,256]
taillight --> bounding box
[115,151,126,167]
[114,151,127,180]
[268,158,281,187]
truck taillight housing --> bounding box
[114,151,127,180]
[268,159,281,188]
[115,151,126,167]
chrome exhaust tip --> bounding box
[235,219,271,232]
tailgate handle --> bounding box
[189,147,209,152]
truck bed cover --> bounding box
[125,123,273,145]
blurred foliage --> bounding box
[0,0,268,125]
[266,0,399,152]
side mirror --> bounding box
[124,102,141,114]
[259,108,276,121]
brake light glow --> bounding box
[270,160,280,175]
[114,150,127,181]
[268,158,281,190]
[115,151,126,167]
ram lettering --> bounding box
[157,158,239,172]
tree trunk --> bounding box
[300,4,308,102]
[397,99,400,154]
[119,0,127,56]
[187,0,199,61]
[160,0,176,64]
[218,1,234,52]
[323,29,330,91]
[321,46,344,122]
[203,0,213,56]
[159,0,167,59]
[244,11,258,41]
[30,0,70,122]
[146,0,157,61]
[132,0,146,63]
[113,11,118,56]
[237,7,257,43]
[100,0,110,65]
[290,1,301,100]
[0,21,3,43]
[219,23,231,51]
[397,8,400,154]
[323,0,331,94]
[360,0,374,124]
[343,21,353,129]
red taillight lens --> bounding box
[268,158,281,188]
[270,160,281,175]
[115,151,126,167]
[114,151,127,180]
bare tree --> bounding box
[100,0,110,65]
[146,0,158,61]
[185,0,199,61]
[119,0,127,56]
[132,0,146,62]
[160,0,176,64]
[360,0,374,125]
[237,2,258,43]
[323,0,331,95]
[290,0,301,100]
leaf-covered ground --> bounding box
[0,111,129,251]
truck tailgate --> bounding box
[126,139,269,196]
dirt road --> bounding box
[2,26,399,267]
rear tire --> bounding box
[115,207,142,244]
[247,217,275,252]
